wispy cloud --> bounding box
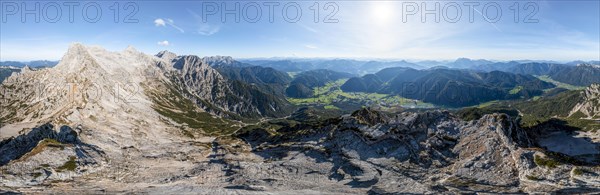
[154,18,184,33]
[187,10,221,36]
[157,40,170,46]
[305,44,318,49]
[197,24,220,36]
[299,24,318,33]
[154,18,166,27]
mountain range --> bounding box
[0,44,599,194]
[474,62,600,86]
[0,60,59,68]
[342,67,555,107]
[0,66,20,83]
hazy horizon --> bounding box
[1,1,599,61]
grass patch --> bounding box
[287,72,299,78]
[476,100,500,108]
[323,105,339,110]
[181,128,195,138]
[445,177,477,188]
[526,175,541,181]
[535,75,586,91]
[573,168,584,176]
[32,172,43,178]
[534,155,559,169]
[17,139,64,162]
[56,156,77,172]
[509,86,524,95]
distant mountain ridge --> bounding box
[241,59,425,75]
[240,58,599,77]
[0,66,20,83]
[341,68,554,107]
[475,62,600,86]
[0,60,59,68]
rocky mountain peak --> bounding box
[20,65,32,72]
[577,63,600,68]
[124,45,138,52]
[156,50,178,61]
[202,55,235,66]
[53,43,97,73]
[173,55,210,70]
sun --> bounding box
[370,1,395,26]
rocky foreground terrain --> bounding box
[1,44,599,194]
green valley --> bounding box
[287,79,435,111]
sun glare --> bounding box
[370,1,396,26]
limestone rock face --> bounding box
[240,109,600,193]
[155,51,292,118]
[450,114,532,189]
[570,83,600,119]
[201,56,237,67]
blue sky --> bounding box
[0,0,598,61]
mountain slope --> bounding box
[374,67,415,82]
[215,65,291,97]
[285,69,354,98]
[475,62,600,86]
[570,84,600,119]
[158,53,294,118]
[202,55,253,67]
[341,68,554,107]
[340,74,383,93]
[550,64,600,86]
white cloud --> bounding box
[157,40,170,46]
[154,18,166,27]
[197,24,220,36]
[305,44,318,49]
[154,18,184,33]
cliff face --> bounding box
[239,109,599,193]
[158,53,293,118]
[570,84,600,119]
